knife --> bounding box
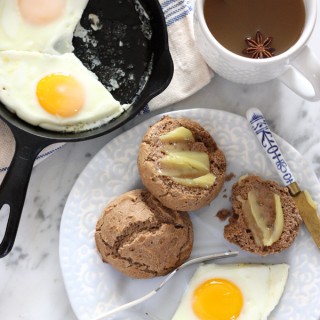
[246,108,320,249]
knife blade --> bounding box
[246,108,320,249]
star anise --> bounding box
[243,31,275,59]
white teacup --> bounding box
[194,0,320,101]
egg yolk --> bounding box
[18,0,66,25]
[36,74,85,117]
[192,278,243,320]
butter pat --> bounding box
[304,190,318,210]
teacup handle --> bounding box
[278,46,320,101]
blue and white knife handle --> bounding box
[246,108,296,187]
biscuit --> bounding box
[224,175,301,255]
[95,189,193,278]
[137,116,226,211]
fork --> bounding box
[93,250,238,319]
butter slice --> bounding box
[247,192,284,246]
[162,151,210,171]
[172,173,216,188]
[159,126,195,143]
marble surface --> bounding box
[1,11,320,320]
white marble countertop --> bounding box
[1,8,320,320]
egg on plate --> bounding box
[0,0,89,53]
[172,263,288,320]
[0,50,128,132]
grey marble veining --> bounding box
[1,11,320,320]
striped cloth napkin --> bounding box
[0,0,212,184]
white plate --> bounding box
[59,109,320,320]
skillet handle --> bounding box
[0,127,50,258]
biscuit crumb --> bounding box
[216,209,231,221]
[226,172,235,181]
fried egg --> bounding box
[0,50,127,132]
[172,263,288,320]
[0,0,89,53]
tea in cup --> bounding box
[194,0,320,101]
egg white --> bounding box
[172,263,289,320]
[0,0,89,53]
[0,50,128,132]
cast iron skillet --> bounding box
[0,0,173,258]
